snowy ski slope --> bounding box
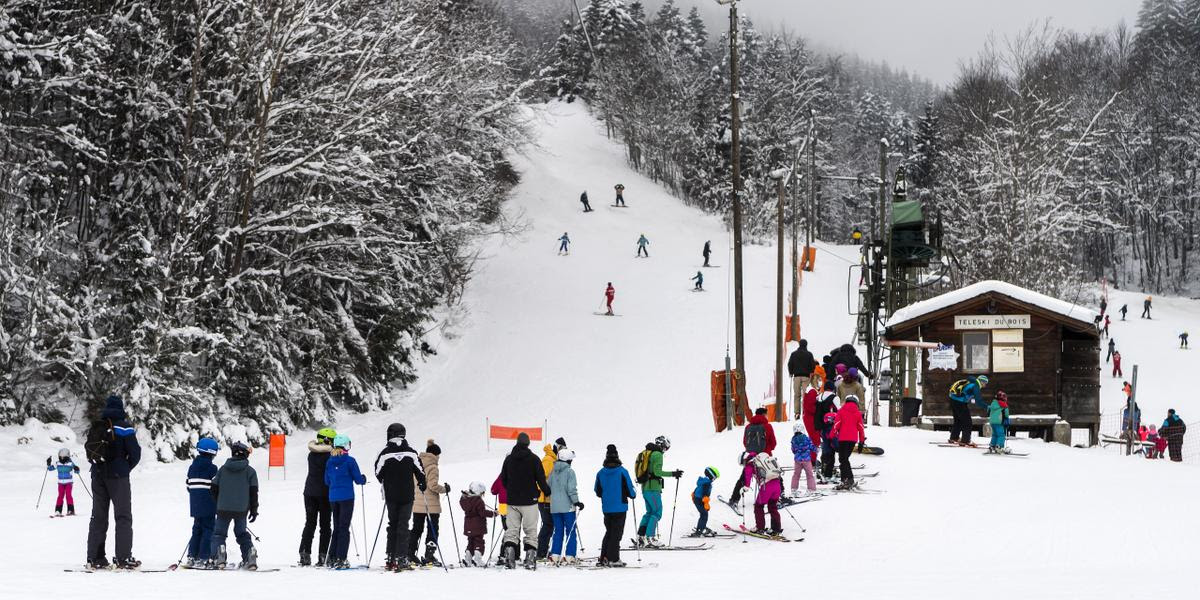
[3,102,1198,599]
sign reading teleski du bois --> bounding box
[953,314,1031,329]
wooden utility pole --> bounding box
[725,0,748,414]
[871,138,888,426]
[775,176,786,421]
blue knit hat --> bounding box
[101,395,126,420]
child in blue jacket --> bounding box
[324,434,366,569]
[47,448,80,516]
[690,467,720,537]
[789,424,817,496]
[185,438,219,567]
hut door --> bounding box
[1060,339,1100,420]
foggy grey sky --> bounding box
[645,0,1143,85]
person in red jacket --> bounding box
[1112,350,1123,378]
[829,396,866,490]
[604,283,615,316]
[743,408,777,455]
[801,385,820,445]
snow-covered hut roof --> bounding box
[886,280,1098,331]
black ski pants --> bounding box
[87,474,133,563]
[385,496,413,560]
[409,513,440,557]
[601,512,627,562]
[949,400,972,443]
[300,494,332,558]
[728,476,745,505]
[837,441,856,485]
[536,503,553,558]
[820,439,836,479]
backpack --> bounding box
[634,449,654,484]
[752,453,782,482]
[949,379,969,397]
[84,419,114,465]
[744,423,767,453]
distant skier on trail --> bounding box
[692,271,703,290]
[702,240,712,267]
[1181,332,1189,349]
[1106,338,1115,363]
[604,282,615,315]
[558,232,570,255]
[1103,315,1111,338]
[580,191,593,213]
[614,183,626,207]
[1112,350,1123,377]
[1120,304,1128,320]
[1099,297,1108,317]
[947,375,988,447]
[636,234,650,257]
[1141,296,1152,319]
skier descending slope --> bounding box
[604,282,616,315]
[499,432,550,569]
[692,271,704,291]
[633,436,682,548]
[636,234,650,257]
[558,232,570,255]
[702,240,712,267]
[614,183,626,207]
[374,423,425,572]
[580,191,593,212]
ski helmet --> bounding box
[386,423,405,440]
[333,434,351,450]
[793,422,806,433]
[58,448,71,460]
[317,427,337,443]
[230,441,251,459]
[557,448,576,462]
[654,435,671,451]
[468,481,486,496]
[977,375,990,386]
[704,466,720,480]
[197,438,219,455]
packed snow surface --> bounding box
[3,102,1197,599]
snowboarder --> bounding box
[537,438,565,560]
[47,448,80,516]
[460,482,495,567]
[691,467,719,537]
[788,339,817,418]
[580,191,593,212]
[614,183,626,207]
[1181,332,1190,349]
[789,424,817,496]
[744,452,783,535]
[1120,304,1128,320]
[1141,296,1152,319]
[702,241,712,267]
[409,439,448,567]
[987,391,1011,454]
[604,282,615,315]
[184,438,219,568]
[636,234,650,257]
[829,396,867,489]
[594,444,636,567]
[499,432,551,569]
[300,428,336,567]
[84,394,142,570]
[1106,338,1115,363]
[374,423,426,572]
[324,434,366,570]
[633,436,681,548]
[1160,410,1186,462]
[208,441,259,570]
[1100,297,1108,317]
[692,271,704,290]
[1112,351,1123,377]
[558,232,570,255]
[547,448,583,565]
[948,375,988,446]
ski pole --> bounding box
[77,475,92,499]
[484,502,501,567]
[246,527,262,542]
[360,484,368,564]
[168,540,190,571]
[568,507,584,554]
[420,489,449,572]
[780,504,807,533]
[367,493,386,567]
[35,462,49,510]
[666,476,680,548]
[444,488,462,566]
[631,495,642,564]
[350,520,360,559]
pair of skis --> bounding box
[622,538,712,551]
[722,523,804,542]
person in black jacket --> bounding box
[299,428,336,566]
[84,395,142,570]
[787,339,817,419]
[499,433,550,569]
[374,423,427,572]
[831,344,873,379]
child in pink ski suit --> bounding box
[744,452,783,535]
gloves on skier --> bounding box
[73,466,80,473]
[249,512,258,523]
[574,502,585,511]
[46,457,51,467]
[672,470,683,478]
[702,496,711,511]
[443,483,451,494]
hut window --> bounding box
[963,332,990,372]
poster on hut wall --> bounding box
[927,344,960,370]
[993,345,1024,372]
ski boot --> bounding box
[396,556,415,571]
[114,556,142,570]
[644,536,664,548]
[502,544,517,570]
[607,559,626,568]
[86,558,111,571]
[241,548,258,571]
[315,553,327,568]
[299,552,311,567]
[421,543,442,567]
[834,480,856,491]
[472,550,485,567]
[768,528,784,537]
[522,552,538,570]
[67,506,75,516]
[385,555,396,572]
